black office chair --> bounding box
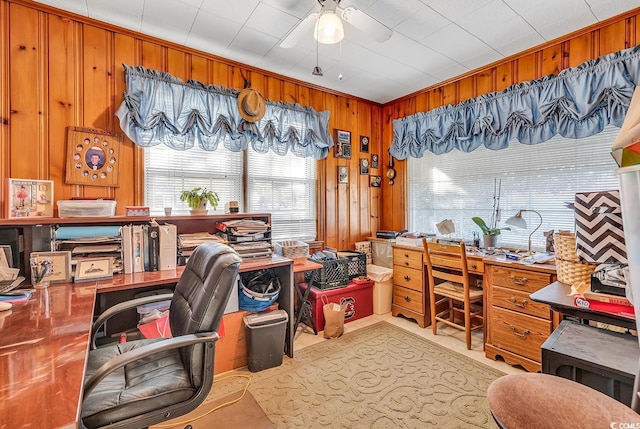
[81,242,241,429]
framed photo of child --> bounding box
[65,127,122,187]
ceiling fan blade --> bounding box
[279,12,320,48]
[339,6,392,43]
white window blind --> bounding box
[246,151,317,241]
[144,145,243,215]
[408,125,621,251]
[144,145,317,241]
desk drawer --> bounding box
[492,286,551,319]
[393,248,423,270]
[429,255,484,274]
[393,286,423,313]
[491,307,551,362]
[492,266,550,293]
[393,266,422,292]
[468,259,484,274]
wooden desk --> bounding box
[530,281,636,330]
[0,284,97,429]
[0,255,294,429]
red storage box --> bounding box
[298,280,373,332]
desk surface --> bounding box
[530,281,635,330]
[0,254,294,429]
[0,284,97,429]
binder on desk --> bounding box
[159,224,177,271]
[132,225,144,273]
[121,225,133,274]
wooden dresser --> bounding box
[391,245,428,327]
[484,258,556,372]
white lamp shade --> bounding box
[505,213,527,229]
[314,11,344,44]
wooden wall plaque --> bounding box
[65,127,121,187]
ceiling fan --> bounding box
[279,0,393,49]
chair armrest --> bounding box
[83,331,219,399]
[91,293,174,349]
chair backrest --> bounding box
[422,239,470,290]
[169,242,241,388]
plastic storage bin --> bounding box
[243,309,289,372]
[617,165,640,301]
[367,264,394,314]
[58,200,116,217]
[298,280,373,331]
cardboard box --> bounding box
[298,280,373,332]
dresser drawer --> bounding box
[393,286,423,313]
[492,286,551,319]
[393,248,423,270]
[393,266,423,292]
[490,307,551,362]
[491,266,551,293]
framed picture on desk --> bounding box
[30,251,72,283]
[74,257,113,283]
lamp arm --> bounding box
[526,210,543,253]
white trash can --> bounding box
[367,264,394,314]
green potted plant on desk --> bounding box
[472,217,509,249]
[180,187,219,215]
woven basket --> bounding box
[554,232,595,286]
[273,240,309,259]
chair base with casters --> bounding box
[423,239,484,350]
[487,373,640,429]
[81,242,241,429]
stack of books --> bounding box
[177,232,226,265]
[574,290,634,319]
[215,219,272,259]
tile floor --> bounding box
[293,312,525,376]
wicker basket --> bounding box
[554,232,595,286]
[273,240,309,259]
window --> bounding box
[144,145,316,241]
[408,125,621,251]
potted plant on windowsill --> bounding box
[180,187,219,216]
[472,217,510,249]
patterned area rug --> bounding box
[212,321,504,428]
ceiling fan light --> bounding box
[314,11,344,44]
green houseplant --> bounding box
[472,216,510,248]
[180,187,219,215]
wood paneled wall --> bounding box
[379,8,640,233]
[0,0,382,250]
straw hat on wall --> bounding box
[237,88,266,122]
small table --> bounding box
[292,260,323,335]
[529,281,636,330]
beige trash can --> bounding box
[367,264,393,314]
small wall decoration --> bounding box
[74,257,113,283]
[360,135,369,153]
[65,127,121,187]
[7,178,54,218]
[360,158,369,175]
[29,251,72,283]
[338,166,349,184]
[371,154,379,169]
[370,175,381,188]
[334,129,352,159]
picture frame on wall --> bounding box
[370,175,382,188]
[65,127,122,187]
[333,129,352,159]
[74,257,113,283]
[338,166,349,184]
[7,178,54,218]
[360,135,369,153]
[360,158,369,175]
[29,251,72,283]
[371,154,379,169]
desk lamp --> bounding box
[505,209,543,254]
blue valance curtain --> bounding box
[390,45,640,160]
[115,64,333,160]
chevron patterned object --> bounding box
[574,190,628,264]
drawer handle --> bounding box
[509,325,530,338]
[510,297,528,308]
[404,253,409,258]
[404,261,409,266]
[403,275,411,282]
[471,264,477,269]
[404,296,412,303]
[510,275,529,286]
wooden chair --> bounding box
[423,238,483,349]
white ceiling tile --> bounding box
[141,0,199,35]
[140,19,190,46]
[504,0,594,40]
[32,0,89,16]
[423,24,500,68]
[87,0,144,32]
[426,0,495,22]
[187,9,242,50]
[393,5,451,41]
[587,0,640,20]
[229,27,280,57]
[261,0,318,19]
[199,0,260,24]
[360,0,427,28]
[245,3,301,39]
[179,0,203,7]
